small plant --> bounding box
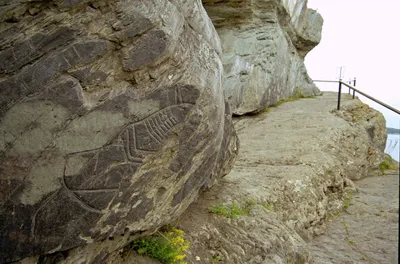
[211,255,224,263]
[342,220,349,233]
[341,219,356,245]
[208,203,249,219]
[379,154,398,174]
[262,203,274,210]
[343,192,352,209]
[379,160,391,172]
[126,227,190,264]
[292,87,306,99]
[246,199,256,207]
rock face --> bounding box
[333,99,387,180]
[203,0,323,115]
[0,0,238,262]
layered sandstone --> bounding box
[203,0,323,114]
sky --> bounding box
[305,0,400,129]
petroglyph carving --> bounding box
[30,98,195,237]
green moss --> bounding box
[263,88,315,112]
[292,87,306,99]
[271,98,295,107]
[122,227,190,264]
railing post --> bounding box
[338,79,342,110]
[352,77,356,99]
[348,80,351,94]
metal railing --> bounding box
[313,79,400,115]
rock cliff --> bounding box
[203,0,323,115]
[0,0,238,262]
[0,0,325,263]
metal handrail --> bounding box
[313,79,400,115]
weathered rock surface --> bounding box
[309,173,399,264]
[0,0,238,262]
[173,93,387,263]
[203,0,323,115]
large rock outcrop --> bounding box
[46,94,388,264]
[175,93,387,263]
[0,0,238,262]
[203,0,323,115]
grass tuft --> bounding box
[262,203,274,210]
[208,203,249,219]
[379,154,398,174]
[343,192,352,209]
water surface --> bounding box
[385,133,399,162]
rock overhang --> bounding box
[201,0,323,115]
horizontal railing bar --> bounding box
[313,80,339,83]
[340,81,400,115]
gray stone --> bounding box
[0,27,76,73]
[56,0,91,9]
[203,0,323,115]
[0,39,109,117]
[122,30,169,71]
[0,0,235,262]
[69,67,108,87]
[114,12,153,40]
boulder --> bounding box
[203,0,323,115]
[333,98,387,179]
[0,0,237,262]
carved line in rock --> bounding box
[30,190,59,237]
[30,101,195,238]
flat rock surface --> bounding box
[309,173,399,264]
[176,92,388,263]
